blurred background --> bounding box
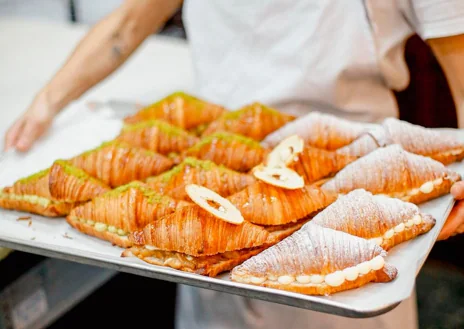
[0,1,463,329]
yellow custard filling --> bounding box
[71,216,128,237]
[0,192,54,207]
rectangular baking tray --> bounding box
[0,105,462,318]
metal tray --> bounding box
[0,106,462,318]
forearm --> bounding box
[428,34,464,127]
[43,0,182,114]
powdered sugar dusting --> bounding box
[309,189,420,238]
[322,144,458,194]
[383,118,464,156]
[233,224,384,277]
[262,111,367,150]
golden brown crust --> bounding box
[129,205,270,257]
[265,218,310,244]
[68,182,188,233]
[430,152,464,166]
[69,142,173,187]
[0,197,74,217]
[228,181,337,226]
[49,161,110,202]
[146,158,255,201]
[235,264,397,295]
[67,216,132,247]
[289,146,357,184]
[399,177,458,204]
[181,133,270,172]
[202,103,295,141]
[123,92,226,129]
[123,246,266,277]
[117,120,199,155]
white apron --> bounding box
[174,0,464,327]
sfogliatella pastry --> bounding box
[231,223,397,295]
[382,117,464,165]
[124,186,270,277]
[181,132,269,172]
[69,141,173,187]
[228,181,337,242]
[0,168,74,217]
[66,181,189,247]
[262,111,367,150]
[49,160,110,203]
[322,144,461,204]
[123,91,226,131]
[202,102,295,141]
[146,157,255,201]
[117,120,199,156]
[310,189,436,250]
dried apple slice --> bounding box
[185,184,244,225]
[266,135,304,168]
[253,165,304,190]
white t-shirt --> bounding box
[183,0,464,120]
[177,1,464,329]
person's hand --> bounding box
[4,91,58,152]
[437,181,464,240]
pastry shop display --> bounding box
[123,186,270,277]
[309,189,436,250]
[181,132,269,172]
[322,144,461,204]
[123,91,226,130]
[381,117,464,165]
[0,168,75,217]
[117,120,199,156]
[49,160,110,203]
[202,102,295,141]
[69,141,174,187]
[262,111,367,150]
[145,157,255,201]
[66,181,189,247]
[228,181,337,242]
[231,223,397,295]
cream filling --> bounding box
[377,177,444,199]
[368,214,423,246]
[440,149,464,157]
[0,192,53,207]
[73,217,128,237]
[236,255,385,288]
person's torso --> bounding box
[183,0,414,120]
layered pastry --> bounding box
[117,120,199,155]
[202,102,295,141]
[181,132,269,172]
[310,189,436,250]
[289,145,357,185]
[123,91,226,130]
[382,117,464,165]
[66,182,188,247]
[322,144,461,204]
[146,157,255,201]
[123,186,271,277]
[49,160,110,203]
[262,111,367,150]
[69,141,173,187]
[336,126,388,158]
[0,168,74,217]
[231,223,397,295]
[228,181,337,242]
